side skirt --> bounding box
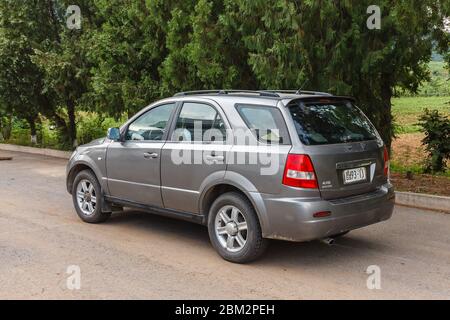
[104,196,206,225]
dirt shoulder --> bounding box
[391,172,450,196]
[391,133,449,197]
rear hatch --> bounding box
[287,98,387,200]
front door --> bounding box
[106,103,176,207]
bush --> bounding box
[76,113,122,146]
[2,114,124,150]
[417,109,450,173]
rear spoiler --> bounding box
[283,95,356,106]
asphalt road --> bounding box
[0,150,449,299]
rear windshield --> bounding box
[288,101,378,145]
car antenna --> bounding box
[295,80,308,95]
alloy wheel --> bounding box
[76,179,97,216]
[214,205,248,252]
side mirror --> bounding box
[107,127,121,141]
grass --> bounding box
[419,61,450,96]
[392,96,450,134]
[399,61,450,97]
[392,60,450,134]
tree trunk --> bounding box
[127,109,133,120]
[28,117,37,145]
[52,113,70,147]
[67,100,77,148]
[0,114,12,140]
[6,114,12,140]
[432,154,444,172]
[380,76,393,152]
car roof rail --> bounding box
[262,89,333,96]
[173,90,281,98]
[173,89,334,98]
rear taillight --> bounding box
[383,146,390,177]
[283,154,318,189]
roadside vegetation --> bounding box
[390,60,450,194]
[3,113,123,150]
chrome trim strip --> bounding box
[161,186,200,194]
[107,178,159,189]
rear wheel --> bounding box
[208,192,268,263]
[72,170,111,223]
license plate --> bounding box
[343,167,367,184]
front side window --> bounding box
[236,105,290,144]
[288,101,378,145]
[126,103,176,141]
[173,102,226,142]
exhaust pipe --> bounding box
[320,237,335,245]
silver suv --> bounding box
[66,90,395,263]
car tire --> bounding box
[72,169,111,223]
[208,192,268,263]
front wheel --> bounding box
[72,170,111,223]
[208,192,268,263]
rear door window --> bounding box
[173,102,226,142]
[288,101,378,145]
[236,105,290,145]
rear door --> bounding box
[287,99,386,200]
[160,101,231,213]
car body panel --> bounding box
[106,140,165,207]
[302,141,386,200]
[66,140,108,193]
[161,142,231,213]
[255,182,395,241]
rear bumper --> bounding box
[254,183,395,242]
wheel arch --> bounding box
[198,181,268,233]
[67,161,103,194]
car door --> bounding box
[106,103,177,207]
[161,101,231,213]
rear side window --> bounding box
[236,105,290,145]
[288,101,378,145]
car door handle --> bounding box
[143,152,159,159]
